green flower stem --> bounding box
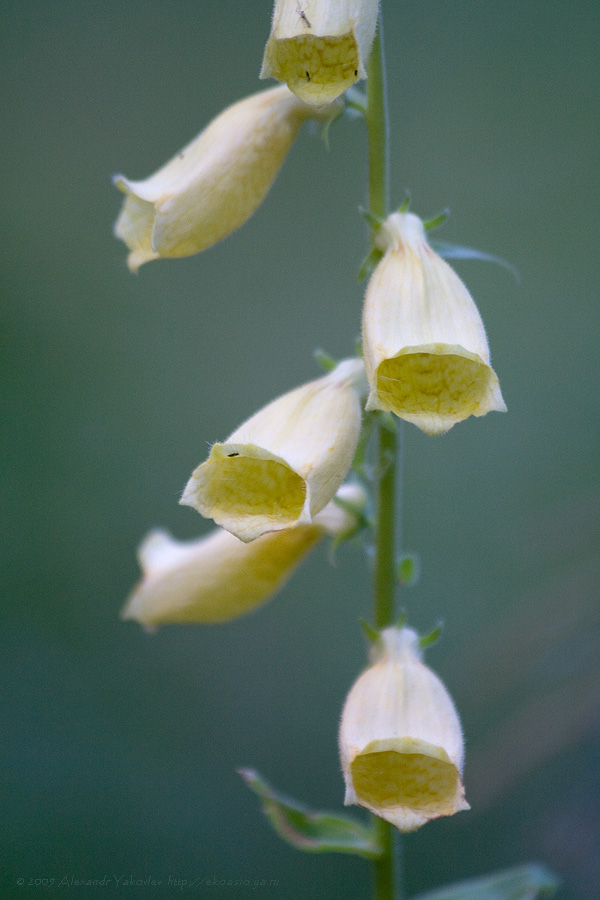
[374,417,398,630]
[366,18,389,223]
[373,811,395,900]
[366,15,403,900]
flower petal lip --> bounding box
[339,627,469,832]
[180,443,309,543]
[261,0,380,105]
[180,359,365,542]
[121,483,365,626]
[362,212,506,434]
[113,85,339,271]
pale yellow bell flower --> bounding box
[261,0,379,105]
[339,626,469,832]
[180,358,366,542]
[114,85,339,271]
[362,212,506,435]
[122,483,365,627]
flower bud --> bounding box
[180,359,366,542]
[122,483,365,626]
[362,212,506,435]
[114,85,339,271]
[339,626,469,832]
[261,0,380,106]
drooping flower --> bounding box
[261,0,380,106]
[362,212,506,435]
[180,358,366,542]
[122,483,365,627]
[114,85,340,271]
[339,626,469,832]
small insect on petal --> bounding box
[261,0,380,105]
[180,359,367,542]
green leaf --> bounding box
[430,239,521,283]
[238,768,381,859]
[410,863,559,900]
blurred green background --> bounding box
[1,1,598,898]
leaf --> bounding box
[410,863,559,900]
[238,768,381,859]
[430,240,521,283]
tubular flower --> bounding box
[339,626,469,832]
[180,358,366,543]
[362,212,506,435]
[261,0,380,106]
[113,85,340,271]
[122,483,365,627]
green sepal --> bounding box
[329,493,370,555]
[357,204,386,282]
[360,618,380,644]
[410,863,559,900]
[358,245,384,281]
[423,208,450,231]
[395,611,407,631]
[398,193,411,213]
[313,349,338,372]
[351,412,377,485]
[419,622,444,649]
[332,494,370,532]
[319,101,344,150]
[238,768,381,859]
[320,120,333,150]
[361,614,410,642]
[376,410,397,434]
[359,205,384,230]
